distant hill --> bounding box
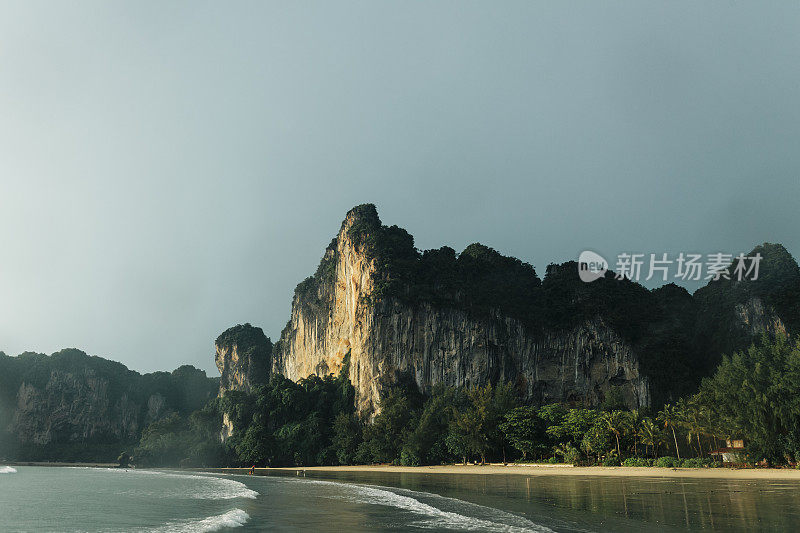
[0,349,218,462]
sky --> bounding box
[1,1,799,375]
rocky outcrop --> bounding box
[274,207,799,415]
[12,371,140,445]
[0,349,218,460]
[274,206,651,414]
[735,297,788,337]
[280,299,649,414]
[693,242,800,372]
[215,324,272,440]
[215,324,272,396]
[220,412,235,442]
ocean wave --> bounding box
[80,468,258,500]
[0,466,17,474]
[285,478,553,532]
[127,508,249,533]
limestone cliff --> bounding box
[274,207,800,415]
[0,349,218,461]
[692,242,800,372]
[735,297,788,338]
[274,205,652,414]
[214,323,272,439]
[12,372,140,446]
[215,323,272,396]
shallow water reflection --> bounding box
[262,470,800,531]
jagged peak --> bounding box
[748,242,800,278]
[752,241,795,257]
[339,203,381,235]
[695,241,800,295]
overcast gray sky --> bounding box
[2,1,799,375]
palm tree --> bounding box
[553,442,579,465]
[638,417,663,458]
[657,404,682,460]
[602,410,629,460]
[678,398,708,458]
[628,409,643,457]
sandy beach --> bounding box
[11,461,799,481]
[210,463,800,481]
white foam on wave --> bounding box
[141,471,259,500]
[284,478,554,532]
[80,468,258,500]
[0,466,17,474]
[126,508,249,533]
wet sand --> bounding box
[212,463,800,480]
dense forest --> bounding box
[135,356,357,467]
[134,335,800,469]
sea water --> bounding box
[0,466,254,532]
[2,465,800,531]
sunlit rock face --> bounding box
[273,205,651,415]
[220,412,235,442]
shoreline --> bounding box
[3,462,117,468]
[10,461,800,480]
[204,463,800,480]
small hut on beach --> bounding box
[709,439,746,464]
